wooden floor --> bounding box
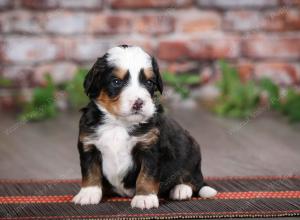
[1,105,299,179]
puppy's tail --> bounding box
[199,183,217,198]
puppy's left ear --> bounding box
[151,57,163,94]
[84,56,107,99]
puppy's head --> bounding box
[84,45,163,123]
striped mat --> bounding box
[0,176,299,219]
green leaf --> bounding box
[259,78,280,110]
[19,74,57,122]
[176,74,200,85]
[212,60,260,119]
[0,77,12,87]
[65,68,89,109]
[281,88,300,122]
[162,72,197,99]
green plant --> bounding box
[281,88,300,122]
[259,78,300,122]
[0,77,12,87]
[162,72,201,99]
[20,75,57,121]
[213,61,300,123]
[213,60,260,118]
[259,78,280,110]
[65,68,88,109]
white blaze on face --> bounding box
[107,46,156,123]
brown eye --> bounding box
[146,80,153,87]
[111,79,122,88]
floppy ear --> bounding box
[151,57,163,94]
[84,56,107,99]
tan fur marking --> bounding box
[79,133,86,142]
[96,90,121,116]
[82,162,102,187]
[79,133,95,152]
[144,68,154,79]
[83,144,95,152]
[136,162,159,195]
[114,68,127,80]
[136,128,159,147]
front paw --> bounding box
[72,186,102,205]
[131,194,159,209]
[169,184,193,200]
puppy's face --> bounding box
[84,45,163,124]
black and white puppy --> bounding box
[73,45,217,209]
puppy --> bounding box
[73,45,217,209]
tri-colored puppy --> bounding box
[73,45,217,209]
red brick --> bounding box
[178,11,221,32]
[165,62,199,73]
[133,15,174,35]
[197,0,279,9]
[45,12,88,35]
[105,15,131,34]
[224,11,261,31]
[254,62,300,85]
[34,62,77,85]
[58,0,103,10]
[111,0,193,9]
[1,66,35,87]
[225,9,300,31]
[71,38,113,62]
[44,13,132,35]
[158,37,240,61]
[21,0,58,9]
[242,35,300,59]
[158,41,189,61]
[263,9,300,31]
[88,14,132,34]
[0,12,44,34]
[0,0,14,10]
[21,0,103,9]
[0,39,4,63]
[0,93,14,111]
[236,61,254,81]
[199,66,214,83]
[2,37,61,64]
[280,0,300,6]
[52,37,75,60]
[187,36,240,59]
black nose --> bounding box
[132,98,144,111]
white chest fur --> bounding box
[85,122,136,196]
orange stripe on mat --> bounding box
[0,191,300,204]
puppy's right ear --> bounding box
[151,57,163,94]
[84,56,107,99]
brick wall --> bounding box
[1,0,300,104]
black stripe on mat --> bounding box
[1,198,299,219]
[0,177,299,196]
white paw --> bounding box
[199,186,217,198]
[72,186,102,205]
[169,184,193,200]
[131,194,159,209]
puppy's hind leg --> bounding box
[191,171,218,199]
[198,184,217,198]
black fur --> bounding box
[78,102,205,196]
[77,50,206,199]
[84,54,112,99]
[151,57,163,94]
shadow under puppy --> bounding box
[73,45,217,209]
